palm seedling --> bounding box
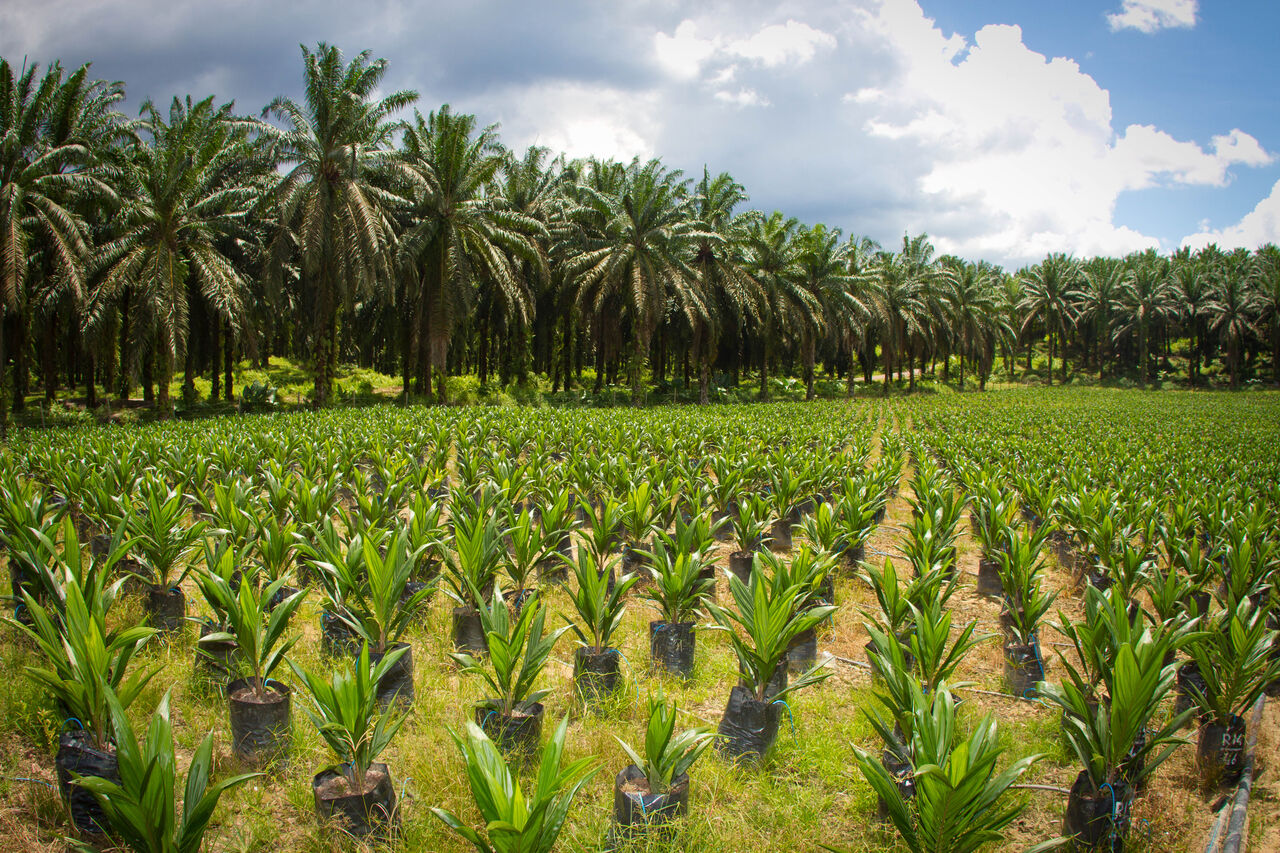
[127,482,206,632]
[11,569,159,833]
[502,506,549,608]
[338,530,431,706]
[563,546,637,704]
[969,480,1021,596]
[432,716,598,853]
[194,556,306,762]
[444,503,508,653]
[452,582,568,754]
[907,599,994,695]
[861,558,916,674]
[767,465,806,551]
[74,690,259,853]
[619,482,662,576]
[994,522,1057,695]
[532,487,576,585]
[727,493,774,585]
[612,692,713,831]
[1184,601,1280,785]
[290,646,410,837]
[706,570,834,762]
[641,538,715,677]
[1040,590,1190,847]
[835,687,1045,853]
[296,517,367,656]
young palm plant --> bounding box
[452,583,568,755]
[612,692,713,832]
[432,716,598,853]
[127,482,206,632]
[563,547,637,705]
[74,690,259,853]
[834,687,1045,853]
[12,569,159,834]
[727,493,773,585]
[194,561,306,762]
[641,538,715,678]
[1185,601,1280,785]
[290,646,410,837]
[445,504,509,653]
[707,571,834,762]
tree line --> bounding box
[2,44,1278,418]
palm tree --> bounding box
[839,235,879,394]
[262,43,416,406]
[396,106,542,402]
[95,96,259,416]
[741,211,801,402]
[1251,244,1280,386]
[0,60,121,422]
[1115,251,1172,387]
[940,259,1002,390]
[866,251,927,394]
[1076,256,1125,380]
[1019,253,1081,385]
[689,169,760,404]
[568,158,701,405]
[1205,251,1257,389]
[792,223,850,399]
[1169,248,1212,386]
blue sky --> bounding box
[2,0,1276,268]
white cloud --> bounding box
[654,20,718,80]
[726,20,835,67]
[714,88,768,107]
[476,82,658,162]
[1107,1,1197,34]
[1182,179,1280,251]
[839,2,1269,263]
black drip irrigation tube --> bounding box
[1204,695,1266,853]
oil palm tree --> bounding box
[262,42,416,406]
[866,251,927,394]
[396,106,543,402]
[939,259,1002,390]
[1075,256,1124,379]
[741,211,801,402]
[0,60,121,423]
[1115,250,1172,387]
[792,223,851,399]
[1019,252,1081,385]
[689,169,760,404]
[568,158,702,405]
[1206,252,1257,389]
[1250,243,1280,386]
[95,96,260,415]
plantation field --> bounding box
[2,388,1279,853]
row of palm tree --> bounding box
[3,45,1279,420]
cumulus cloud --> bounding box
[1182,179,1280,251]
[0,0,1270,267]
[1107,1,1198,34]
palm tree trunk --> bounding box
[803,331,816,401]
[630,327,647,406]
[224,322,234,403]
[845,332,857,398]
[1046,327,1054,387]
[759,334,770,402]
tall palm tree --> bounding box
[1076,256,1124,380]
[866,251,927,395]
[262,43,416,406]
[396,106,543,402]
[741,211,802,402]
[95,96,259,416]
[0,60,121,421]
[689,169,760,404]
[568,158,701,405]
[840,234,879,394]
[1251,244,1280,386]
[1205,251,1256,390]
[1169,248,1212,386]
[792,223,850,399]
[940,259,1002,390]
[1115,251,1172,387]
[1019,253,1081,386]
